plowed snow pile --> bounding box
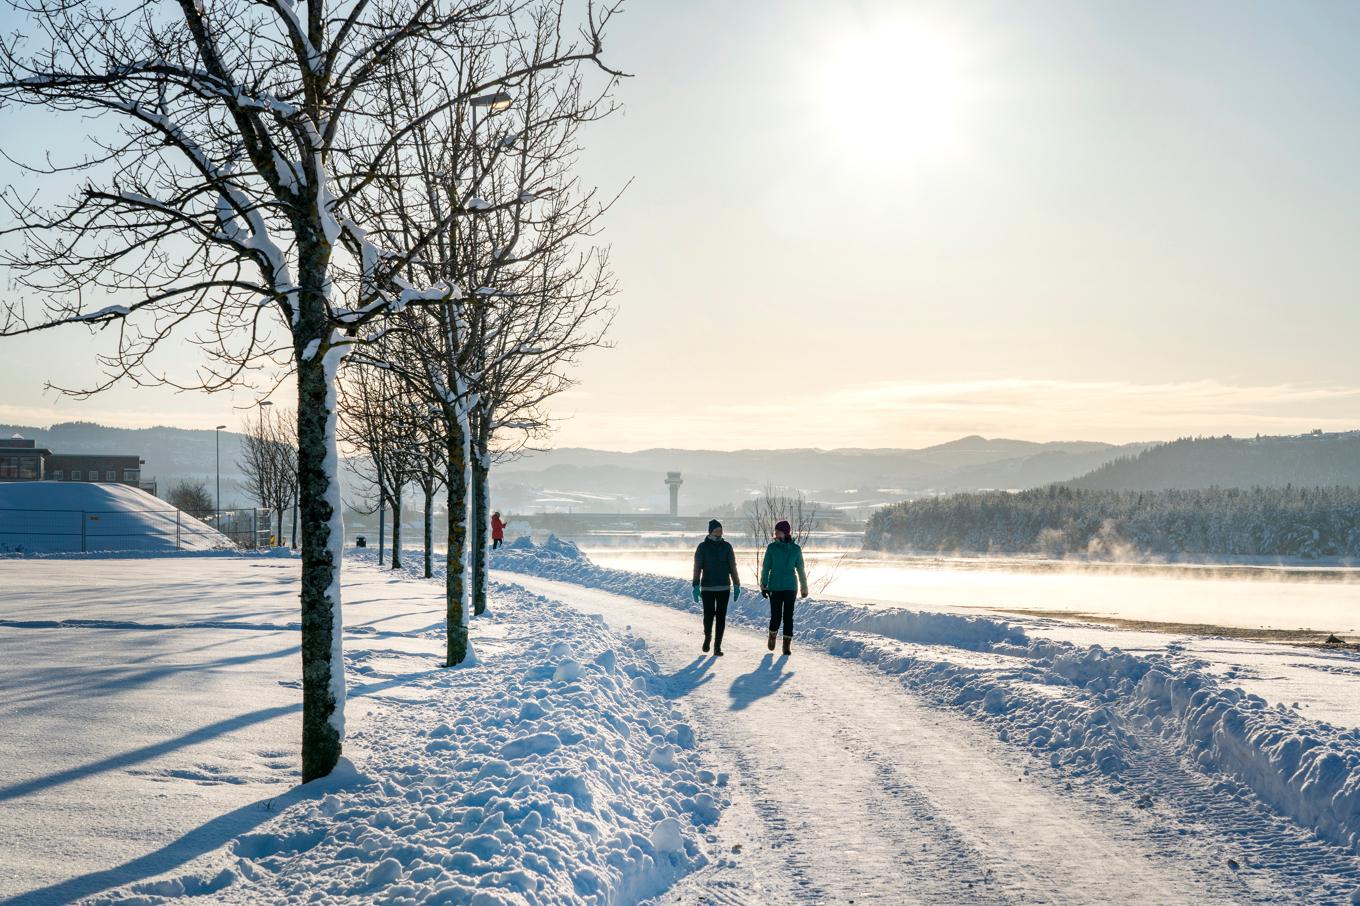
[0,481,230,553]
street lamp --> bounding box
[469,90,513,112]
[215,424,226,526]
[256,401,274,546]
[468,91,513,163]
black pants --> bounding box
[492,537,502,549]
[768,590,796,637]
[702,590,730,647]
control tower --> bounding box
[664,471,683,516]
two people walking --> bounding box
[691,518,809,658]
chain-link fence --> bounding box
[0,506,271,554]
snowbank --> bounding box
[0,482,231,553]
[87,557,719,904]
[491,540,1360,858]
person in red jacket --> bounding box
[491,511,506,549]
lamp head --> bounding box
[470,90,513,112]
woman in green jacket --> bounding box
[759,519,808,656]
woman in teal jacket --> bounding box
[759,519,808,656]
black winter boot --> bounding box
[767,631,777,651]
[782,635,792,656]
[702,634,711,653]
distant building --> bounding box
[0,435,151,492]
[664,471,683,516]
[0,437,50,480]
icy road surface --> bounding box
[499,571,1360,905]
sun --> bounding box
[815,20,972,166]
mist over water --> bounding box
[583,544,1360,635]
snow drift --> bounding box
[491,539,1360,858]
[0,481,231,553]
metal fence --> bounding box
[0,506,271,554]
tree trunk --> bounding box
[423,481,434,579]
[390,483,402,569]
[295,335,344,783]
[444,414,470,666]
[471,425,491,616]
[292,499,298,550]
[276,506,284,547]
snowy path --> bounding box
[497,572,1351,904]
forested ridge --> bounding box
[865,485,1360,559]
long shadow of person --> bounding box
[728,653,793,711]
[660,656,715,699]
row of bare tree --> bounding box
[0,0,624,779]
[240,407,301,546]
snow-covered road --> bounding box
[497,571,1359,904]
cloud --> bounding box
[8,378,1358,452]
[550,378,1360,450]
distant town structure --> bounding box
[664,471,683,516]
[0,435,152,493]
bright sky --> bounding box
[3,0,1359,449]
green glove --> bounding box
[692,587,701,603]
[732,585,742,602]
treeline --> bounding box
[1068,432,1360,491]
[865,485,1360,559]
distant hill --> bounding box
[1067,431,1360,491]
[4,422,1166,516]
[1,422,251,503]
[494,437,1152,514]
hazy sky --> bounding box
[3,0,1359,450]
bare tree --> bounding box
[338,365,399,565]
[0,0,622,778]
[167,479,214,520]
[744,483,820,579]
[346,8,620,656]
[239,406,298,545]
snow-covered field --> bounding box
[0,554,713,904]
[4,544,1360,904]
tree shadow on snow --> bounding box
[659,656,715,698]
[0,674,421,804]
[728,654,793,711]
[5,768,365,906]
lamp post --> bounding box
[215,424,226,527]
[468,91,513,166]
[257,401,274,546]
